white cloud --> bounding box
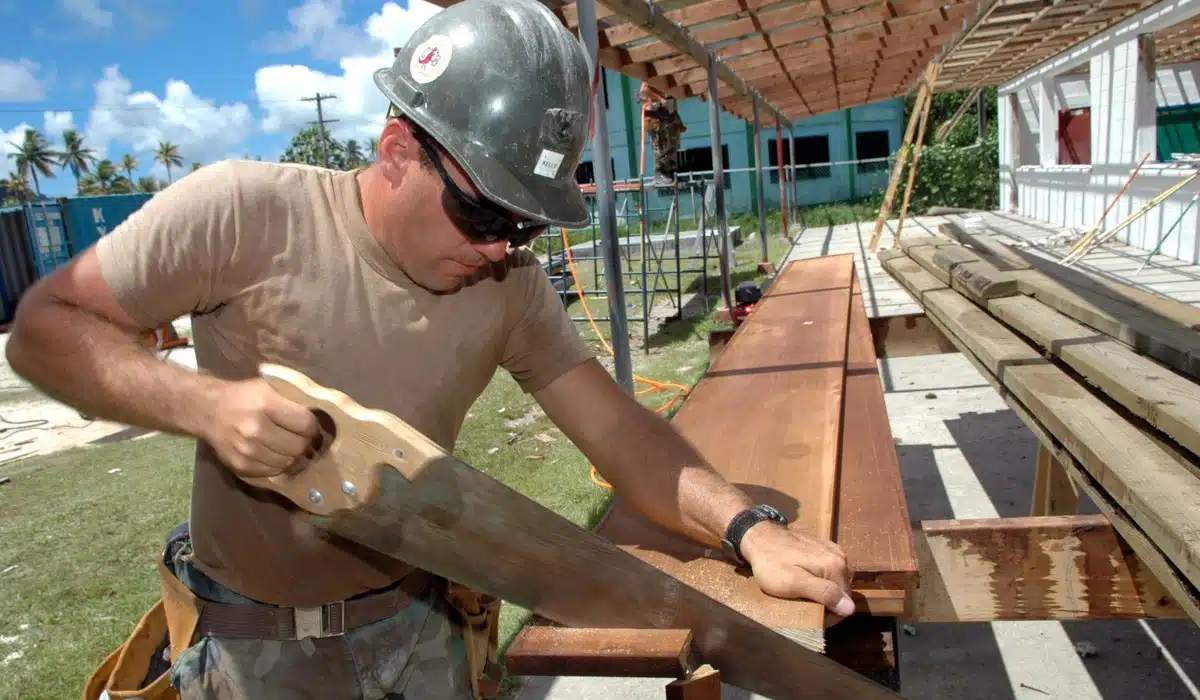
[60,0,113,29]
[259,0,373,61]
[43,111,75,138]
[254,0,443,144]
[0,59,49,101]
[83,65,255,173]
[1,122,36,169]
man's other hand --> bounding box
[740,522,855,620]
[204,379,322,478]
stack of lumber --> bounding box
[504,253,917,686]
[879,221,1200,626]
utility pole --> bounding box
[302,93,339,167]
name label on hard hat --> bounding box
[534,149,565,178]
[410,34,453,84]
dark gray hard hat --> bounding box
[373,0,593,229]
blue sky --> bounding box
[2,0,444,196]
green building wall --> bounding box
[572,68,905,227]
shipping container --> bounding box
[23,200,71,280]
[61,192,153,253]
[0,207,37,324]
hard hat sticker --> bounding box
[410,34,453,84]
[534,149,565,178]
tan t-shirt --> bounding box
[95,159,595,607]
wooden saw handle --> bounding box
[239,363,445,517]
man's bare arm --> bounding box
[5,248,227,439]
[534,359,855,615]
[532,358,753,547]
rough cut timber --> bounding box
[938,222,1200,380]
[909,515,1186,622]
[879,251,1200,625]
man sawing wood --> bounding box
[6,1,859,697]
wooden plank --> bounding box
[897,295,1200,626]
[880,256,1200,601]
[503,628,694,678]
[986,294,1200,459]
[1031,445,1080,516]
[909,515,1186,622]
[1010,270,1200,381]
[947,221,1200,329]
[940,221,1200,377]
[837,273,919,591]
[595,254,857,649]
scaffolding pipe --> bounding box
[776,121,789,242]
[708,53,734,313]
[577,0,632,393]
[788,123,797,229]
[752,97,769,262]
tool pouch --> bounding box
[444,581,504,700]
[81,523,202,700]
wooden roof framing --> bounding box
[933,0,1161,92]
[428,0,982,124]
[1155,13,1200,65]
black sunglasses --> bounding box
[395,114,546,249]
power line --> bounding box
[0,97,359,115]
[301,93,338,167]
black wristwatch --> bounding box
[721,504,788,566]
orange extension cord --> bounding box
[557,226,691,489]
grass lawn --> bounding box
[0,225,794,700]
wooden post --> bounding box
[869,61,940,252]
[1030,445,1079,516]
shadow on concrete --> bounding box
[944,409,1039,518]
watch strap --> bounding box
[721,504,788,565]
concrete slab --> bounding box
[783,214,960,318]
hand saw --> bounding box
[241,363,903,700]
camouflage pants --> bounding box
[167,543,475,700]
[651,122,681,176]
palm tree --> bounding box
[190,162,202,173]
[7,128,58,196]
[346,139,364,167]
[59,129,98,194]
[94,159,118,193]
[154,140,183,184]
[136,177,159,193]
[1,171,33,204]
[368,137,379,160]
[120,154,139,183]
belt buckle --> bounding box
[294,601,345,639]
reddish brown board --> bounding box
[836,274,919,591]
[596,254,856,633]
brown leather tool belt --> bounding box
[191,569,438,641]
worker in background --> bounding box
[5,1,852,698]
[640,81,686,187]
